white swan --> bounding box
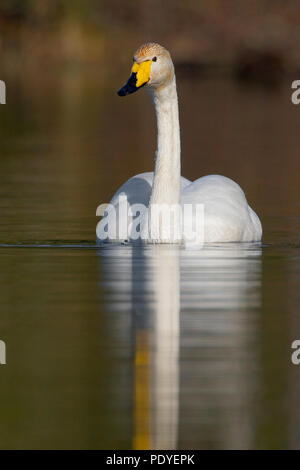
[97,42,262,244]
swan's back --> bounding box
[182,175,262,242]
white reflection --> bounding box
[98,242,262,450]
[149,247,180,450]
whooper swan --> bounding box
[97,43,262,244]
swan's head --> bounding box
[117,42,174,96]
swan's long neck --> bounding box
[148,76,181,206]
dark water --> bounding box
[0,70,300,449]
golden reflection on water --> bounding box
[134,330,150,450]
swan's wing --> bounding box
[182,175,262,242]
[110,172,154,207]
[97,173,153,242]
[183,174,247,202]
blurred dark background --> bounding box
[1,0,300,75]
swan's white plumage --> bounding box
[99,172,262,243]
[97,43,262,244]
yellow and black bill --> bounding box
[117,72,142,96]
[117,60,152,97]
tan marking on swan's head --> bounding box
[134,43,170,63]
[117,42,174,96]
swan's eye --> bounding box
[152,56,157,62]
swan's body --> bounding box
[97,43,262,244]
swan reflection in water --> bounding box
[98,242,262,450]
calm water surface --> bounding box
[0,71,299,449]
